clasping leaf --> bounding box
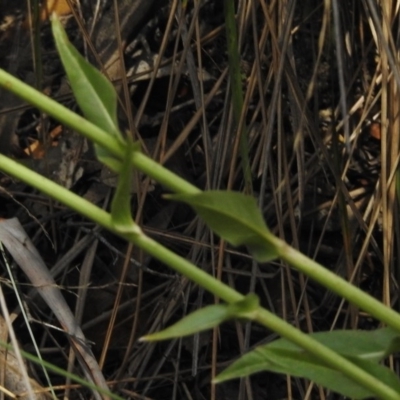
[51,14,123,171]
[167,191,278,261]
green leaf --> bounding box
[51,14,122,170]
[140,304,231,341]
[348,356,400,396]
[166,191,278,261]
[267,328,400,363]
[215,346,400,399]
[215,328,400,399]
[110,140,141,234]
[215,347,367,397]
[141,294,260,342]
[227,293,260,320]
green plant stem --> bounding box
[223,0,252,191]
[131,151,201,195]
[254,309,400,400]
[0,155,234,301]
[1,67,400,398]
[269,235,400,333]
[0,70,123,156]
[0,69,200,196]
[0,156,398,399]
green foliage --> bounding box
[53,15,141,235]
[52,15,123,172]
[223,0,252,190]
[110,139,141,233]
[167,191,278,261]
[141,294,260,341]
[215,341,400,399]
[215,328,400,398]
[0,14,398,399]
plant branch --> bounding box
[0,69,200,195]
[0,155,397,399]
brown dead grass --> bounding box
[0,0,399,399]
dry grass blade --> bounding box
[0,218,109,399]
[1,0,400,398]
[0,296,51,399]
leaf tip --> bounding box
[139,333,161,342]
[212,377,223,384]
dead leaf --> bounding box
[41,0,75,20]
